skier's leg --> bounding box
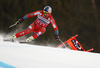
[33,27,46,39]
[9,23,35,40]
[15,23,35,38]
[26,27,46,42]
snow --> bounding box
[0,35,100,68]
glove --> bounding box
[55,35,60,40]
[17,18,24,23]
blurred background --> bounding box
[0,0,100,53]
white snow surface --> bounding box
[0,35,100,68]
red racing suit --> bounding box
[15,10,59,39]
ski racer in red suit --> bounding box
[9,6,60,42]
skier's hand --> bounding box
[17,18,24,24]
[55,35,60,40]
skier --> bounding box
[9,6,60,42]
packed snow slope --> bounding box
[0,36,100,68]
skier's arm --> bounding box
[17,11,41,23]
[50,17,60,40]
[22,11,40,20]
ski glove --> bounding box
[17,18,24,23]
[55,35,60,40]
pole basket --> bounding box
[57,35,93,52]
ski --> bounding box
[19,41,31,43]
[3,39,36,44]
[3,39,14,42]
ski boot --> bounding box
[8,34,16,42]
[26,36,34,42]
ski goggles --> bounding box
[44,11,51,16]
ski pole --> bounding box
[9,21,19,28]
[58,39,66,48]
